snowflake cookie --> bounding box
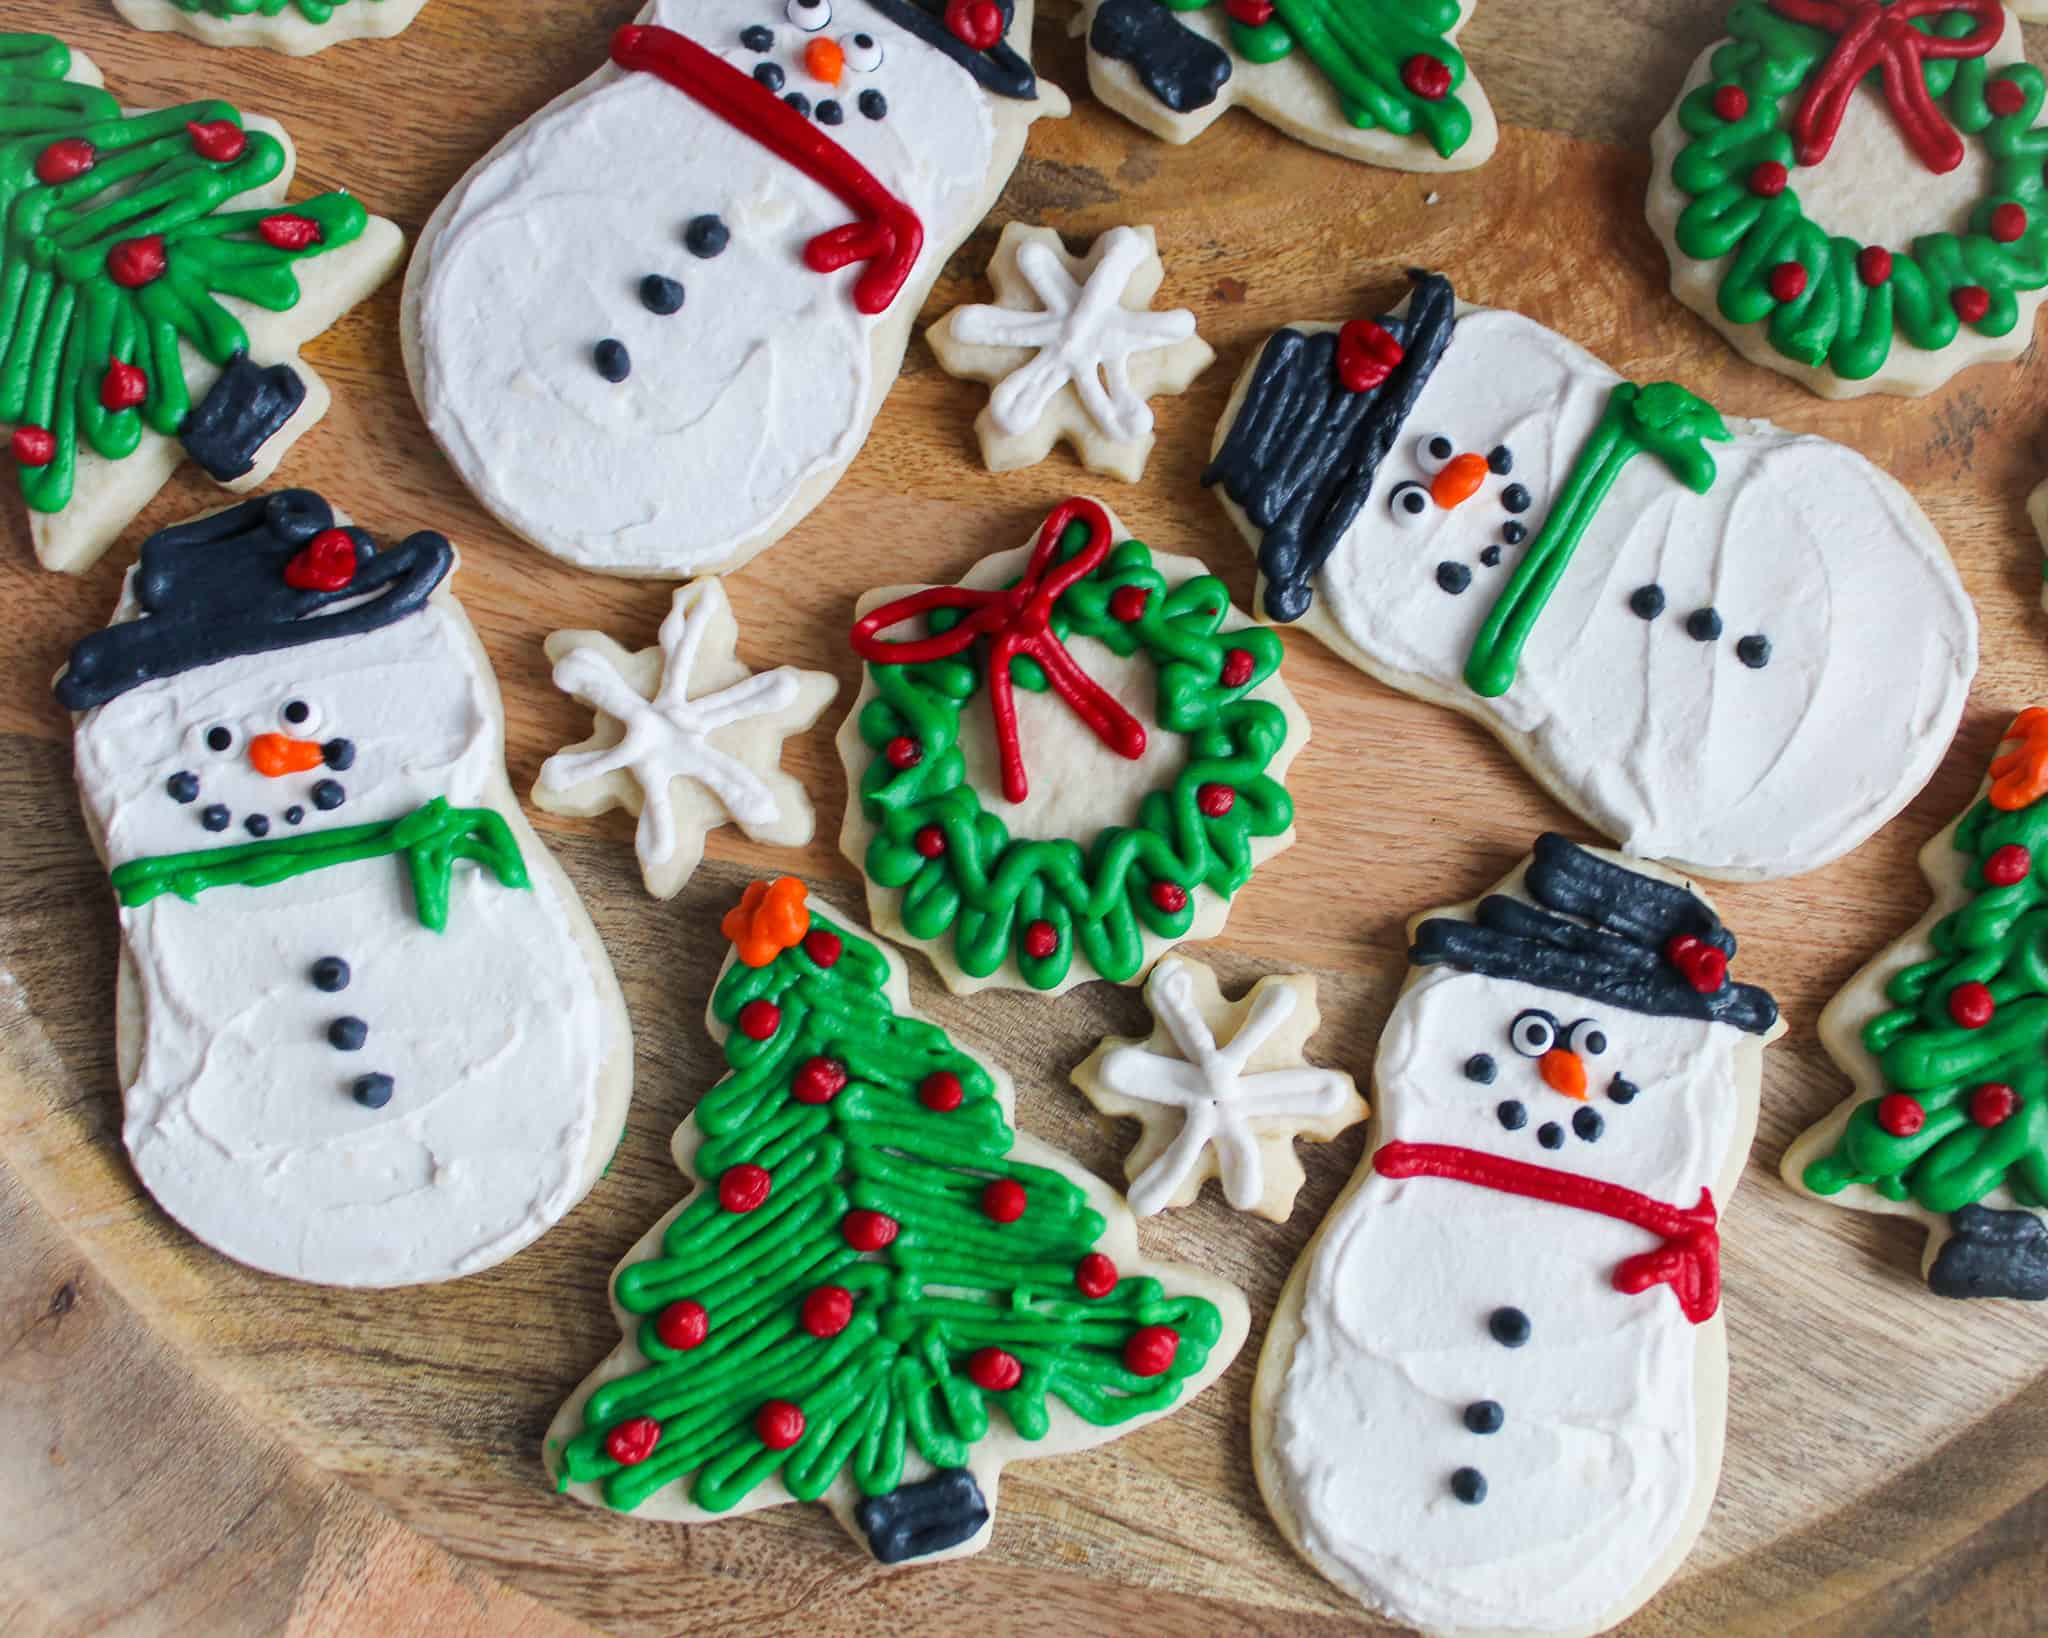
[113,0,431,56]
[927,224,1214,483]
[535,579,838,899]
[1072,958,1365,1220]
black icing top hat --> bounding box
[56,490,453,713]
[864,0,1037,98]
[1410,833,1778,1035]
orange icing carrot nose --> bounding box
[1539,1048,1588,1099]
[248,733,324,778]
[1430,452,1489,509]
[804,36,845,84]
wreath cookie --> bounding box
[835,496,1310,995]
[1647,0,2048,398]
[112,0,431,55]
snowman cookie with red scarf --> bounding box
[404,0,1065,577]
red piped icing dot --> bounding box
[1223,0,1274,22]
[1220,647,1256,688]
[257,213,322,251]
[719,1163,772,1213]
[1971,1083,2018,1127]
[35,137,95,185]
[1987,75,2028,117]
[1075,1252,1118,1298]
[1749,160,1789,197]
[843,1208,898,1251]
[1984,844,2033,886]
[982,1178,1027,1223]
[1949,981,1995,1029]
[1124,1325,1180,1378]
[1110,585,1150,623]
[1991,203,2029,243]
[1150,881,1188,914]
[655,1299,708,1351]
[756,1400,805,1451]
[1335,318,1404,393]
[968,1347,1023,1391]
[1022,920,1058,960]
[942,0,1003,48]
[1953,285,1991,324]
[1857,245,1895,286]
[1401,53,1451,101]
[801,1285,854,1337]
[1664,933,1728,995]
[803,928,842,968]
[791,1055,848,1105]
[884,735,922,770]
[1711,84,1750,122]
[106,235,167,288]
[185,119,247,162]
[100,360,146,412]
[11,426,55,467]
[283,527,358,592]
[737,999,781,1040]
[1768,261,1808,303]
[1877,1093,1926,1137]
[606,1416,661,1466]
[920,1070,963,1112]
[913,824,947,859]
[1197,783,1236,818]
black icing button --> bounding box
[817,98,844,124]
[754,61,785,91]
[244,814,270,838]
[1629,585,1665,620]
[1501,520,1527,546]
[1488,1306,1531,1347]
[594,339,631,383]
[859,88,887,120]
[1463,1400,1504,1434]
[1686,607,1723,642]
[685,214,730,258]
[640,274,685,315]
[352,1072,394,1109]
[328,1015,368,1052]
[740,22,773,49]
[322,737,356,770]
[1501,483,1531,514]
[1609,1076,1639,1104]
[1573,1106,1605,1142]
[167,771,199,803]
[1537,1122,1565,1150]
[1487,445,1513,475]
[1450,1467,1488,1504]
[1479,545,1502,568]
[1737,634,1772,669]
[312,780,346,811]
[1496,1099,1527,1131]
[311,956,351,993]
[1436,561,1472,595]
[1464,1053,1497,1085]
[784,92,812,117]
[201,804,231,832]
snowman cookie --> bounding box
[1254,834,1781,1635]
[1646,0,2048,398]
[2,33,405,574]
[1784,712,2048,1300]
[404,2,1067,578]
[535,579,839,900]
[836,495,1310,995]
[1206,269,1977,881]
[926,223,1214,483]
[111,0,430,55]
[1070,958,1365,1220]
[57,490,633,1288]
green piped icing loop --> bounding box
[556,911,1224,1514]
[855,520,1295,990]
[1669,1,2048,381]
[1463,381,1728,699]
[1804,785,2048,1214]
[109,798,529,932]
[1163,0,1475,157]
[0,32,370,513]
[167,0,382,20]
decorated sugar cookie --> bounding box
[2030,473,2048,615]
[1071,958,1365,1220]
[1081,0,1495,171]
[1206,269,1976,880]
[1,34,405,574]
[404,5,1065,578]
[112,0,430,55]
[535,580,838,900]
[548,877,1248,1565]
[835,495,1310,995]
[57,490,633,1287]
[1646,0,2048,398]
[926,223,1213,483]
[1254,834,1781,1634]
[1784,713,2048,1300]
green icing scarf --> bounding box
[109,797,529,932]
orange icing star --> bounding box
[1989,709,2048,811]
[722,876,811,966]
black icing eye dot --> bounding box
[1686,607,1723,642]
[1464,1400,1504,1434]
[685,214,729,258]
[784,92,812,117]
[1488,1306,1531,1347]
[817,98,844,124]
[859,88,888,120]
[1537,1121,1565,1149]
[1573,1106,1605,1142]
[282,699,310,726]
[1464,1053,1497,1084]
[754,61,785,92]
[640,274,685,315]
[205,725,233,753]
[244,814,270,838]
[201,804,230,832]
[311,956,350,993]
[740,23,774,49]
[1436,561,1471,595]
[166,771,199,803]
[328,1015,368,1051]
[352,1072,394,1109]
[322,738,355,771]
[1496,1099,1526,1131]
[1629,584,1666,620]
[1737,634,1772,669]
[594,339,631,383]
[1609,1076,1639,1105]
[1450,1467,1488,1505]
[312,780,346,811]
[1479,545,1502,568]
[1501,483,1531,514]
[1487,445,1513,475]
[1500,521,1527,546]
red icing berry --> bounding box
[1022,919,1058,960]
[1984,844,2032,886]
[1768,261,1808,303]
[100,360,146,412]
[885,735,922,770]
[968,1347,1023,1392]
[1075,1252,1118,1298]
[1220,648,1256,688]
[1953,285,1991,324]
[791,1055,848,1105]
[1401,54,1450,101]
[981,1178,1027,1223]
[1711,84,1750,122]
[720,1163,772,1213]
[106,235,167,288]
[943,0,1003,48]
[1877,1093,1926,1137]
[257,213,323,251]
[606,1416,662,1466]
[1109,584,1150,623]
[737,999,781,1040]
[1223,0,1274,22]
[1664,934,1728,994]
[913,824,947,859]
[1335,318,1404,393]
[1991,203,2029,244]
[920,1070,964,1112]
[655,1299,708,1351]
[1124,1325,1180,1378]
[185,119,247,162]
[1197,783,1236,818]
[1987,75,2028,117]
[804,928,842,968]
[1150,881,1188,914]
[801,1284,854,1337]
[1970,1083,2018,1127]
[11,426,55,467]
[1749,160,1789,197]
[756,1400,805,1451]
[1948,981,1995,1029]
[1857,245,1895,286]
[283,527,359,592]
[36,137,96,185]
[843,1208,899,1251]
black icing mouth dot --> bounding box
[352,1072,394,1109]
[860,88,888,119]
[593,339,631,383]
[684,215,729,258]
[1609,1075,1639,1104]
[1500,521,1527,546]
[1573,1106,1604,1142]
[167,771,199,803]
[1464,1400,1504,1434]
[1501,483,1531,514]
[784,91,813,117]
[1436,561,1471,594]
[245,814,270,838]
[1685,607,1723,642]
[1496,1099,1526,1130]
[754,61,786,91]
[285,806,305,825]
[1629,585,1666,620]
[1464,1052,1496,1084]
[322,738,355,771]
[640,274,685,315]
[1537,1121,1564,1150]
[1487,445,1513,475]
[328,1015,368,1051]
[1479,545,1502,568]
[740,22,774,49]
[1488,1306,1530,1347]
[817,98,844,124]
[311,956,350,992]
[1450,1467,1487,1505]
[202,804,230,832]
[312,780,346,811]
[1737,634,1772,669]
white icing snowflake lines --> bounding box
[1073,959,1365,1221]
[928,223,1213,483]
[534,579,838,899]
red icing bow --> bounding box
[1769,0,2003,175]
[849,497,1146,804]
[1664,933,1728,994]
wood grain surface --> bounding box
[4,2,2047,1633]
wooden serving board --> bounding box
[4,2,2046,1632]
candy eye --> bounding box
[787,0,831,31]
[841,30,882,69]
[1415,434,1455,475]
[1509,1010,1558,1057]
[204,724,235,755]
[1389,481,1433,527]
[1564,1019,1607,1057]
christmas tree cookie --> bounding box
[1647,0,2048,398]
[1785,712,2048,1300]
[112,0,431,56]
[0,34,405,574]
[547,878,1249,1564]
[1081,0,1496,171]
[835,496,1310,995]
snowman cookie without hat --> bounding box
[58,490,632,1288]
[1253,834,1781,1636]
